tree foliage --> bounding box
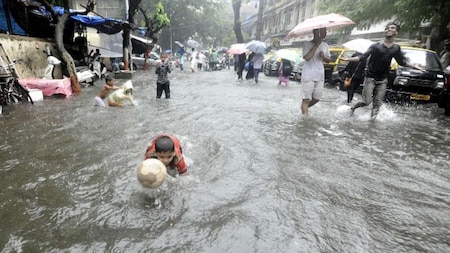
[321,0,450,49]
[134,0,233,49]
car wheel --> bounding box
[445,104,450,116]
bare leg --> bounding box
[301,99,310,115]
[309,98,320,108]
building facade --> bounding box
[242,0,418,49]
[243,0,322,49]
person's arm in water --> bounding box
[176,156,188,176]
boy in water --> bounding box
[144,134,188,176]
[107,80,136,107]
[156,53,171,98]
[94,75,120,106]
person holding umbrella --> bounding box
[251,52,264,84]
[300,27,331,116]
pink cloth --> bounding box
[18,77,73,97]
[278,62,289,86]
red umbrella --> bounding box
[227,43,248,55]
[285,13,355,39]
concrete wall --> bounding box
[0,34,56,79]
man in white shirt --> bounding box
[300,27,331,116]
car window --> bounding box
[269,54,279,62]
[343,50,355,58]
[330,51,342,62]
[403,49,441,70]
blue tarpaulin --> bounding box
[0,2,128,36]
[0,1,26,35]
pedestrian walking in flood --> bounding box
[341,21,425,119]
[300,27,331,116]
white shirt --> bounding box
[301,41,330,82]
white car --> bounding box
[130,52,161,70]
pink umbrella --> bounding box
[227,43,248,55]
[285,13,355,39]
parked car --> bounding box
[290,61,304,81]
[324,46,356,88]
[263,49,302,77]
[130,52,161,70]
[437,65,450,115]
[385,46,445,103]
[263,54,280,76]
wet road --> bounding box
[1,68,449,252]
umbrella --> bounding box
[227,43,248,55]
[174,41,184,48]
[285,13,355,39]
[343,38,375,53]
[186,39,202,49]
[275,49,301,63]
[245,40,267,54]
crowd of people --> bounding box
[90,21,447,186]
[95,20,439,122]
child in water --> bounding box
[94,75,120,106]
[144,134,188,176]
[155,53,171,98]
[107,80,136,107]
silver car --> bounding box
[131,52,161,69]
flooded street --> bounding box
[1,68,449,253]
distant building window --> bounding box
[285,12,292,25]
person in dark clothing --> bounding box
[343,52,366,103]
[155,53,171,98]
[237,53,246,80]
[341,21,425,119]
[245,52,255,80]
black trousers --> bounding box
[157,81,170,98]
[347,77,363,103]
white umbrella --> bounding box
[174,41,184,47]
[285,13,355,39]
[245,40,267,54]
[275,49,301,63]
[343,38,375,53]
[186,39,202,49]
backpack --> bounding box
[282,61,292,76]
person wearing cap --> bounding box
[107,80,136,107]
[94,75,120,106]
[144,134,188,176]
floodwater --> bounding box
[1,68,449,253]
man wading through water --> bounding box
[341,21,425,119]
